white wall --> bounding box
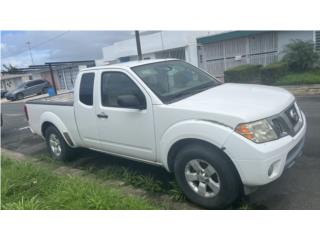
[1,74,30,91]
[101,31,222,66]
[31,72,42,79]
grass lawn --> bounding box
[276,69,320,85]
[36,153,186,202]
[1,157,162,210]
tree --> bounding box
[2,64,21,74]
[282,40,319,72]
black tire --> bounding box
[44,125,74,161]
[174,143,241,209]
[16,93,24,101]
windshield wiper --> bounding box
[166,82,215,102]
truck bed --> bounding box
[26,92,74,106]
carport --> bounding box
[29,60,95,92]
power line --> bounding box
[2,31,70,59]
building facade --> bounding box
[197,31,318,77]
[97,31,223,67]
[29,60,95,90]
[1,72,32,91]
[98,30,319,79]
[1,60,95,92]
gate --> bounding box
[200,32,278,77]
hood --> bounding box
[7,88,22,95]
[170,83,295,128]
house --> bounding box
[1,60,95,92]
[1,72,32,91]
[96,31,223,67]
[97,31,319,79]
[197,31,320,77]
[29,60,95,90]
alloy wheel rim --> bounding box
[49,133,62,157]
[184,159,221,198]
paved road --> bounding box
[1,96,320,209]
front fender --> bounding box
[159,119,234,170]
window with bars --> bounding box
[155,47,186,60]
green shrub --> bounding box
[282,40,319,72]
[224,64,261,83]
[261,62,288,85]
[276,68,320,85]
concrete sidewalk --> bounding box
[280,84,320,95]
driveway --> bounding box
[1,95,320,209]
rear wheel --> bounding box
[45,125,74,161]
[174,144,241,209]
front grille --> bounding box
[285,104,300,126]
[271,117,290,137]
[268,102,303,138]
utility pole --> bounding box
[48,63,57,95]
[135,31,142,60]
[26,41,35,65]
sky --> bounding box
[0,31,132,69]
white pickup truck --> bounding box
[25,59,306,208]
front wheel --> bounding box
[16,93,24,101]
[45,125,74,161]
[174,144,241,209]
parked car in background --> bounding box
[25,59,306,209]
[1,89,8,98]
[5,79,49,101]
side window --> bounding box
[101,72,145,108]
[34,80,44,85]
[26,82,35,87]
[79,72,95,106]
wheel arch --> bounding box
[159,119,234,170]
[40,112,75,147]
[167,138,227,171]
[167,137,243,188]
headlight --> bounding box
[235,119,278,143]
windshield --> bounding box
[132,60,221,103]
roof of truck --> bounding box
[81,58,178,72]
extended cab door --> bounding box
[74,72,100,148]
[95,69,156,162]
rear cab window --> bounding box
[79,72,95,106]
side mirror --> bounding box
[117,94,146,110]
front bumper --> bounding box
[223,111,307,186]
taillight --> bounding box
[24,104,29,121]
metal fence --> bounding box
[200,32,279,77]
[155,47,186,60]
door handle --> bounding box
[97,112,108,119]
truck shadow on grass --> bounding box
[37,148,268,210]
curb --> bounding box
[280,85,320,96]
